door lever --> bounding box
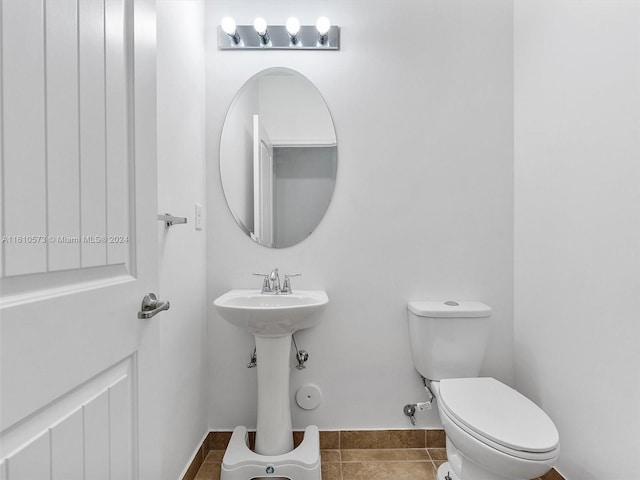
[138,293,170,319]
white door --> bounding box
[253,114,275,247]
[0,0,161,478]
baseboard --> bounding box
[179,430,210,480]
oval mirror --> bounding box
[220,68,337,248]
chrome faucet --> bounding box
[253,268,301,294]
[269,268,281,294]
[253,268,280,293]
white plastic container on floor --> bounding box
[221,425,321,480]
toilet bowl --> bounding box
[407,300,560,480]
[432,378,559,480]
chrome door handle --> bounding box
[138,293,170,319]
[158,213,187,228]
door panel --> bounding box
[1,359,134,479]
[1,0,47,276]
[105,0,130,266]
[84,391,110,480]
[51,410,84,480]
[1,0,131,279]
[4,433,50,480]
[0,0,159,478]
[45,0,81,272]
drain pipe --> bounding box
[403,376,436,425]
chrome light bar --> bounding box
[218,23,340,50]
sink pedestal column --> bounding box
[255,334,294,455]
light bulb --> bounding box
[253,17,267,35]
[221,17,236,36]
[316,16,330,35]
[286,17,301,36]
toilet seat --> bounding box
[439,378,559,461]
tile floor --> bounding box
[193,448,562,480]
[191,430,563,480]
[194,447,446,480]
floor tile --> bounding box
[208,432,232,450]
[193,462,220,480]
[340,430,426,449]
[428,448,447,461]
[541,470,564,480]
[342,461,436,480]
[203,450,224,463]
[341,448,429,462]
[320,430,341,450]
[321,449,342,463]
[321,461,342,480]
[427,430,446,448]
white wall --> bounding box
[157,2,208,479]
[514,2,640,479]
[206,0,514,431]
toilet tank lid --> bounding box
[408,301,491,318]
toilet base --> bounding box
[221,425,321,480]
[437,462,460,480]
[437,453,546,480]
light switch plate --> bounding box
[195,203,203,230]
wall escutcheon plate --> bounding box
[296,384,323,410]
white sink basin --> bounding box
[213,289,328,336]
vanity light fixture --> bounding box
[253,17,270,45]
[221,17,241,45]
[218,17,340,50]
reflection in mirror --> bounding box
[220,68,337,248]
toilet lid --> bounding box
[439,378,559,454]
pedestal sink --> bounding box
[214,289,328,456]
[214,289,329,337]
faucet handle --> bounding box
[281,273,301,294]
[252,273,272,293]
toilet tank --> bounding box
[408,300,492,380]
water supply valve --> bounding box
[403,401,432,425]
[403,404,417,425]
[247,347,257,368]
[404,376,436,425]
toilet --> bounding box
[408,301,559,480]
